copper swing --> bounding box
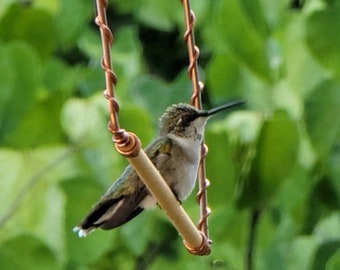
[95,0,211,256]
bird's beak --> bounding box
[204,100,246,117]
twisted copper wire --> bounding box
[180,0,211,248]
[196,145,211,237]
[95,0,140,157]
[181,2,203,108]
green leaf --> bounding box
[305,5,340,74]
[223,111,264,206]
[208,207,248,264]
[255,111,299,197]
[211,0,270,80]
[55,0,92,47]
[135,0,181,31]
[239,0,270,37]
[5,92,65,148]
[0,234,59,270]
[206,52,243,102]
[131,72,191,123]
[329,144,340,201]
[304,79,340,158]
[205,111,263,208]
[314,212,340,244]
[312,240,340,270]
[112,26,143,82]
[204,128,235,207]
[0,42,40,143]
[33,0,59,15]
[286,236,317,270]
[0,149,25,217]
[61,94,126,184]
[90,245,135,270]
[60,177,114,266]
[326,250,340,270]
[0,4,56,59]
[306,213,340,269]
[120,213,176,257]
[283,15,328,98]
[257,212,293,270]
[0,146,80,261]
[108,0,142,14]
[118,104,154,146]
[61,95,108,144]
[42,58,80,96]
[239,111,299,209]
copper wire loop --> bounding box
[196,178,210,204]
[103,90,120,114]
[201,143,208,157]
[183,231,211,256]
[95,17,113,46]
[197,205,211,231]
[186,45,199,78]
[190,80,204,106]
[101,58,117,85]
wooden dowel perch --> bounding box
[114,132,211,255]
[128,150,210,254]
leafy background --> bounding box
[0,0,339,269]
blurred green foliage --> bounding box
[0,0,339,269]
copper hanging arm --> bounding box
[196,144,211,240]
[96,0,140,157]
[181,0,203,108]
[180,0,212,248]
[95,0,119,129]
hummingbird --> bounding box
[73,100,245,237]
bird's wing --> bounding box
[144,136,173,164]
[74,136,172,236]
[74,166,147,235]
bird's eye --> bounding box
[180,114,195,128]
